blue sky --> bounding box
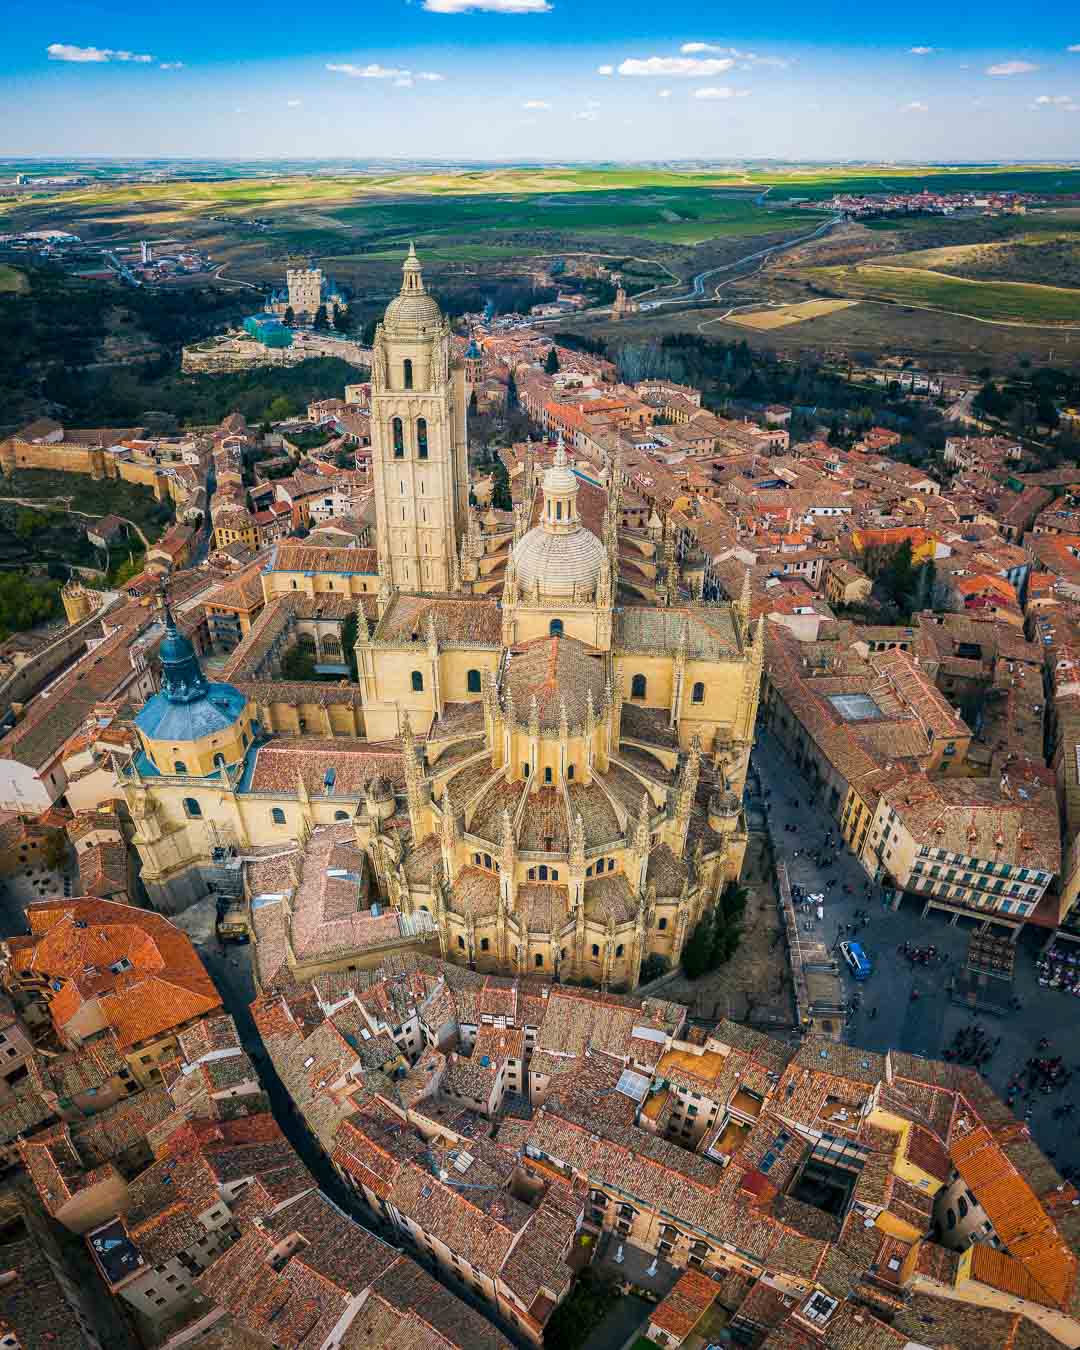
[4,1,1080,159]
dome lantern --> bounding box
[508,436,606,600]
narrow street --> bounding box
[752,728,1080,1177]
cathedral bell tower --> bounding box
[370,244,469,593]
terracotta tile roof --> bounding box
[650,1268,718,1338]
[950,1121,1077,1307]
[17,896,221,1049]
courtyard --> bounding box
[752,727,1080,1177]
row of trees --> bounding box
[282,303,355,333]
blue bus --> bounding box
[840,940,872,981]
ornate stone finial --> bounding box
[529,693,540,740]
[449,543,461,593]
[441,787,457,844]
[597,554,611,606]
[501,806,515,857]
[401,714,416,754]
[635,791,651,849]
[559,696,569,741]
[426,610,439,652]
[296,769,310,807]
[554,432,567,468]
[585,687,596,734]
[355,600,370,642]
[751,615,765,668]
[737,566,752,628]
[505,680,516,728]
[571,812,586,867]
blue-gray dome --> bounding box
[136,607,247,744]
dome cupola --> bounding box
[383,242,443,334]
[509,437,607,599]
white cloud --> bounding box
[985,60,1038,76]
[574,109,599,120]
[658,88,672,98]
[326,62,411,78]
[1068,44,1080,52]
[909,46,935,55]
[680,42,787,67]
[1035,94,1072,104]
[596,64,614,76]
[422,0,551,10]
[1035,94,1079,110]
[159,61,184,70]
[694,85,750,100]
[617,56,735,77]
[523,99,552,109]
[903,100,929,111]
[326,62,443,85]
[47,43,155,63]
[287,98,303,107]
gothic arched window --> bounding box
[271,807,286,825]
[692,681,705,705]
[467,669,481,693]
[403,358,413,390]
[411,670,424,692]
[417,417,428,460]
[549,619,563,636]
[183,798,201,818]
[631,674,647,699]
[392,417,404,459]
[173,760,187,774]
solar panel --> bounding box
[616,1069,651,1103]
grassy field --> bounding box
[803,263,1080,324]
[0,266,27,294]
[726,298,859,329]
[753,166,1080,200]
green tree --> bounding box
[711,883,748,966]
[544,346,560,375]
[682,912,715,979]
[283,305,296,327]
[14,509,49,539]
[639,953,670,984]
[313,304,328,331]
[267,394,294,423]
[281,644,318,681]
[42,830,69,872]
[0,573,62,639]
[110,552,145,586]
[340,611,359,682]
[490,458,513,512]
[333,304,353,333]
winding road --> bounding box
[638,213,842,310]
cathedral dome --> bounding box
[510,438,607,598]
[135,606,248,745]
[384,290,443,331]
[383,243,443,332]
[511,523,607,599]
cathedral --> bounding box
[121,247,762,989]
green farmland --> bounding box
[804,264,1080,324]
